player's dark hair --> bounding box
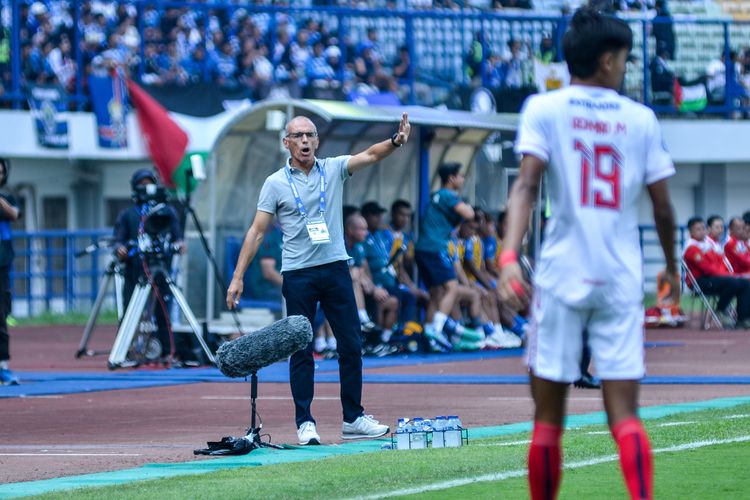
[706,214,724,228]
[391,199,411,214]
[687,216,704,230]
[562,6,633,79]
[438,163,462,185]
[743,211,750,226]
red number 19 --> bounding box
[575,139,622,210]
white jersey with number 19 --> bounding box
[515,85,675,309]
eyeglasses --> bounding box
[286,131,318,139]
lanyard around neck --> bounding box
[284,162,326,219]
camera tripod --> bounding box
[107,262,216,369]
[76,258,125,358]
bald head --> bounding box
[345,213,368,243]
[285,116,317,136]
[283,116,319,170]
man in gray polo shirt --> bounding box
[227,113,410,445]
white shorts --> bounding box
[525,287,646,383]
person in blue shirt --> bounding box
[374,200,429,328]
[415,163,474,350]
[0,158,20,385]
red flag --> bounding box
[126,79,188,188]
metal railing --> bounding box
[11,229,112,316]
[3,1,748,115]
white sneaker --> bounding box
[341,414,390,440]
[297,421,321,445]
[489,328,523,348]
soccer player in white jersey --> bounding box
[499,7,679,500]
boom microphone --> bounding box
[216,315,313,378]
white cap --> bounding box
[30,2,48,15]
[324,46,341,60]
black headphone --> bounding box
[0,158,9,187]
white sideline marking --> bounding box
[724,414,750,420]
[656,421,695,427]
[355,435,750,499]
[473,440,530,448]
[586,431,610,435]
[487,397,603,402]
[201,396,339,401]
[0,453,141,457]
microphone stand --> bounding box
[245,371,285,450]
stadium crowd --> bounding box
[7,0,750,111]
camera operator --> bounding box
[0,158,20,385]
[113,169,188,363]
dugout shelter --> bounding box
[185,99,519,323]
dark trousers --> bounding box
[0,267,10,361]
[282,260,364,427]
[696,275,750,322]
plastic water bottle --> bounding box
[410,417,427,449]
[445,415,462,448]
[432,416,447,448]
[396,418,410,450]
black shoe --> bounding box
[573,373,601,389]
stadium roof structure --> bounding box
[188,99,519,321]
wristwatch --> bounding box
[391,133,402,148]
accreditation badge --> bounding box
[306,219,331,245]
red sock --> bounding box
[528,421,563,500]
[612,417,653,500]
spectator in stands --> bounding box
[651,0,675,60]
[358,28,383,65]
[0,158,20,385]
[465,31,486,82]
[290,29,313,87]
[501,39,530,89]
[536,31,556,64]
[210,40,239,89]
[683,216,750,328]
[706,50,749,107]
[415,163,475,350]
[353,43,380,87]
[47,35,76,92]
[0,28,9,101]
[500,0,533,9]
[182,45,207,85]
[650,41,674,105]
[724,217,750,275]
[305,40,336,89]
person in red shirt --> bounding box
[684,216,750,327]
[724,217,750,275]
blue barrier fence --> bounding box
[11,229,112,316]
[3,1,749,114]
[11,226,683,316]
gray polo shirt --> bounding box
[257,155,352,273]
